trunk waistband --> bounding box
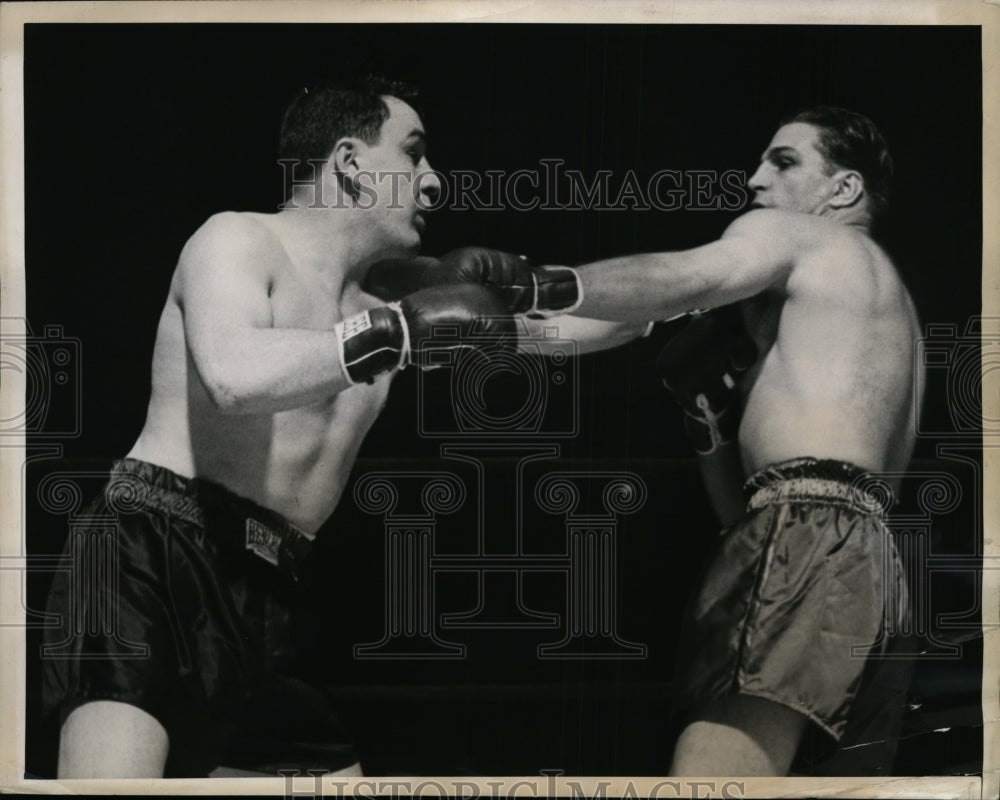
[743,457,893,516]
[106,458,314,582]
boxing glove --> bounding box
[656,307,758,454]
[364,247,583,319]
[336,283,516,385]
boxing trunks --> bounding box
[675,457,913,774]
[41,458,358,777]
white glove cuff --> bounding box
[388,301,410,370]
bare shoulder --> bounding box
[723,208,847,249]
[180,211,280,264]
[173,211,283,297]
[795,224,906,311]
[725,210,907,308]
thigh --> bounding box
[58,700,169,778]
[671,695,808,777]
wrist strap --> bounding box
[333,314,359,385]
[528,265,583,319]
[335,304,406,385]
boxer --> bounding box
[41,76,647,778]
[437,107,919,776]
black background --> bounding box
[23,23,984,777]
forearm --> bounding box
[694,441,748,526]
[364,247,721,327]
[193,327,356,415]
[654,307,758,525]
[566,220,791,324]
[573,252,718,323]
[196,284,516,415]
[517,316,651,356]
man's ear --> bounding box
[828,169,864,209]
[331,137,362,178]
[329,137,367,197]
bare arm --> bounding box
[572,210,801,322]
[363,250,652,356]
[178,213,356,415]
[517,316,651,356]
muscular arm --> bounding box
[572,210,801,322]
[392,256,654,354]
[178,213,355,415]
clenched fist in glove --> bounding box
[336,283,516,385]
[364,247,582,319]
[655,307,758,454]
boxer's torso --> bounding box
[737,220,921,480]
[128,211,392,533]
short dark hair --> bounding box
[278,74,420,194]
[783,106,893,217]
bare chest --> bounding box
[268,267,344,330]
[268,266,391,427]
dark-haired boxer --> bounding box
[42,77,647,779]
[449,107,920,776]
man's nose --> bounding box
[747,163,769,192]
[418,161,442,207]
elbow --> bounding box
[210,388,245,415]
[201,371,255,415]
[189,342,267,414]
[206,383,246,415]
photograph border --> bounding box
[1,1,997,797]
